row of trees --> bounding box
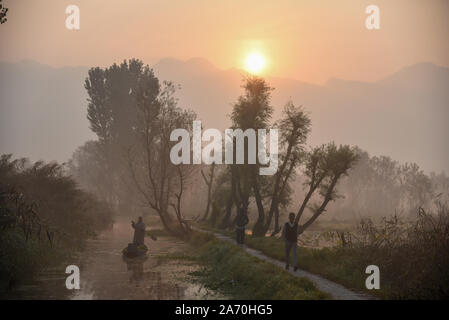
[194,78,448,234]
[198,78,358,236]
[329,149,448,220]
[70,58,359,237]
[74,58,449,239]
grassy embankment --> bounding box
[198,224,385,299]
[244,235,380,297]
[147,228,329,300]
[200,218,449,299]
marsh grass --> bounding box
[0,230,71,292]
[244,235,376,296]
[184,232,329,300]
[202,205,449,299]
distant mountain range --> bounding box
[1,58,448,173]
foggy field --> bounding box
[200,204,449,299]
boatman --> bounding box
[131,216,146,245]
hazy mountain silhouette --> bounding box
[0,60,93,164]
[1,59,448,173]
[154,57,218,79]
[380,62,449,92]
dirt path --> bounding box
[202,229,375,300]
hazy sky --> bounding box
[1,0,448,83]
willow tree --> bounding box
[85,59,196,234]
[227,76,358,236]
[128,81,197,235]
[294,143,358,233]
[229,76,274,234]
[259,102,311,236]
[85,59,155,210]
[228,77,311,236]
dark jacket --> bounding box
[282,222,299,242]
[235,212,249,229]
[132,221,146,245]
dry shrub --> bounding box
[354,203,449,299]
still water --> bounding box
[5,222,223,300]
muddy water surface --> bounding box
[7,222,223,300]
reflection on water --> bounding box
[124,255,148,284]
[4,221,224,300]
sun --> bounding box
[245,52,266,74]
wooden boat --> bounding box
[122,243,148,258]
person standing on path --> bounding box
[282,212,301,271]
[235,207,249,245]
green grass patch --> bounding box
[197,223,375,297]
[243,234,387,298]
[185,232,329,300]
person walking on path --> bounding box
[282,212,301,271]
[235,207,249,244]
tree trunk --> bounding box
[219,194,234,228]
[298,176,339,234]
[251,169,266,236]
[200,163,215,221]
[270,206,281,236]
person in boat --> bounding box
[235,207,249,245]
[131,216,146,246]
[282,212,301,271]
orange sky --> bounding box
[1,0,448,83]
